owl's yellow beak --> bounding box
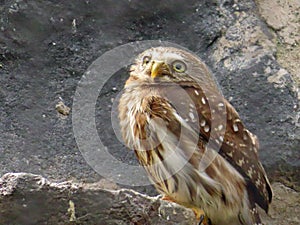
[150,61,170,78]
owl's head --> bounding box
[129,47,215,87]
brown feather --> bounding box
[172,84,273,212]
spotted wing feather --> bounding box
[185,87,272,212]
[158,84,272,212]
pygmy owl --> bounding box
[118,46,272,225]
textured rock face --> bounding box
[0,173,197,225]
[1,173,299,225]
[0,0,299,223]
[0,0,298,186]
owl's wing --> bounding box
[160,84,272,213]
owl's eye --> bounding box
[172,61,186,73]
[142,56,151,66]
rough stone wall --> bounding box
[1,173,299,225]
[0,0,299,224]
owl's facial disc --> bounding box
[134,49,189,82]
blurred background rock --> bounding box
[0,0,299,224]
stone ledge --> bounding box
[0,173,196,225]
[1,172,299,225]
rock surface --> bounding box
[1,173,299,225]
[256,0,300,95]
[0,0,298,186]
[0,0,299,223]
[0,173,197,225]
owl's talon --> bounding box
[192,208,209,225]
[198,214,205,225]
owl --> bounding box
[118,46,272,225]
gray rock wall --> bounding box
[1,173,299,225]
[0,0,300,225]
[1,0,298,186]
[0,173,197,225]
[0,0,299,223]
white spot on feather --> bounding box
[256,179,262,187]
[189,112,195,120]
[243,132,248,140]
[218,102,224,108]
[204,125,210,133]
[200,119,206,127]
[233,123,239,132]
[218,124,223,131]
[237,158,245,166]
[248,167,254,178]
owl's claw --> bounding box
[198,214,205,225]
[192,208,210,225]
[198,216,212,225]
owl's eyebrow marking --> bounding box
[149,51,184,62]
[164,52,184,61]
